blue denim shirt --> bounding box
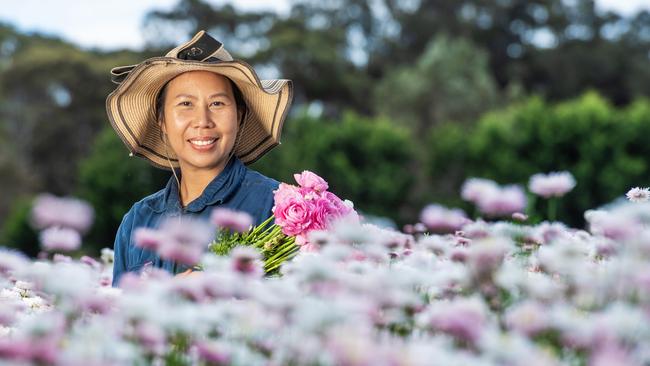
[112,157,278,286]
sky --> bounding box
[0,0,648,51]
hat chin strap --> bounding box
[161,133,183,208]
[228,111,247,161]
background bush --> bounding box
[426,92,650,226]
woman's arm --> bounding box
[111,208,134,287]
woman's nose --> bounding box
[194,104,215,128]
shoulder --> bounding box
[241,167,280,195]
[133,187,167,214]
[118,187,167,231]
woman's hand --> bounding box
[176,268,198,277]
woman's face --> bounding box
[160,70,240,173]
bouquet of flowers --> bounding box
[209,171,356,274]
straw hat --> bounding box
[106,30,293,170]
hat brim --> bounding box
[106,57,293,170]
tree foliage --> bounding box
[426,92,650,226]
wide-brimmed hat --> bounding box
[106,30,293,170]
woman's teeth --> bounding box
[190,139,216,146]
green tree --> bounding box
[374,34,501,135]
[0,197,39,257]
[76,127,169,254]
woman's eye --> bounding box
[178,101,192,107]
[211,101,225,107]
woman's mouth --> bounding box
[188,137,218,151]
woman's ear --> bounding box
[159,119,166,135]
[237,108,246,127]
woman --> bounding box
[106,31,293,286]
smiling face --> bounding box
[159,71,241,174]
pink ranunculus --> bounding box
[294,170,329,192]
[273,175,357,249]
[272,182,300,207]
[310,194,343,231]
[323,191,354,216]
[273,184,315,237]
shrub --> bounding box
[426,92,650,226]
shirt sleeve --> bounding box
[112,207,134,287]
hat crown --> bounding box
[110,30,233,84]
[164,30,234,62]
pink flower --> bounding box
[586,210,642,241]
[419,204,469,234]
[230,246,262,275]
[39,226,81,252]
[589,343,633,366]
[461,178,499,204]
[134,322,166,355]
[311,192,346,230]
[273,176,357,249]
[195,341,231,365]
[76,292,113,314]
[427,299,486,344]
[528,171,576,198]
[273,183,316,237]
[134,227,164,251]
[80,255,100,269]
[512,212,528,221]
[504,301,549,336]
[626,187,650,202]
[466,238,510,275]
[294,170,329,192]
[155,218,214,266]
[210,208,253,233]
[299,242,321,252]
[52,253,73,263]
[477,185,527,217]
[0,249,28,275]
[31,193,94,233]
[0,339,31,361]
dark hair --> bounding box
[155,76,247,128]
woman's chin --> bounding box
[181,155,228,171]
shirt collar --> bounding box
[149,157,247,214]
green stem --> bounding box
[254,227,283,248]
[248,216,274,236]
[265,238,297,263]
[548,197,557,222]
[265,246,299,272]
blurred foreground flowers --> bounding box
[1,174,650,365]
